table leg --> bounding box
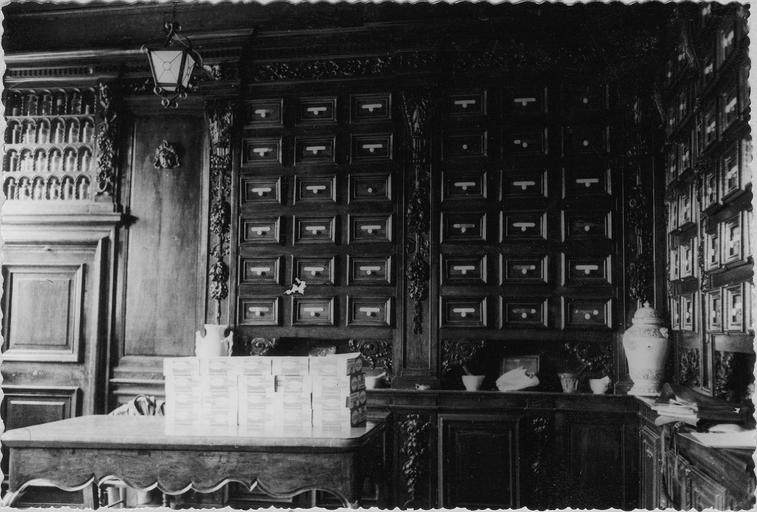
[1,489,23,507]
[82,481,100,510]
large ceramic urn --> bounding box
[622,302,669,396]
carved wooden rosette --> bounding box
[95,82,117,198]
[246,336,277,356]
[401,91,431,336]
[441,339,485,375]
[398,413,431,508]
[207,102,234,323]
[348,338,393,375]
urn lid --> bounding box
[631,301,664,326]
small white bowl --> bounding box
[462,375,485,391]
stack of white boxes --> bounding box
[236,357,274,435]
[163,353,366,436]
[271,357,312,436]
[311,354,367,436]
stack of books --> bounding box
[163,353,367,436]
[647,383,741,427]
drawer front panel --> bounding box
[443,132,487,159]
[503,299,548,327]
[442,212,487,242]
[349,173,391,202]
[347,297,391,326]
[725,284,744,332]
[240,257,281,285]
[506,86,548,115]
[297,97,337,123]
[241,177,281,204]
[563,167,611,198]
[502,256,547,284]
[239,298,279,326]
[563,298,611,328]
[563,211,611,240]
[563,256,611,286]
[351,134,392,161]
[448,92,486,116]
[443,171,487,201]
[293,257,335,285]
[348,256,392,285]
[245,99,283,126]
[349,215,392,243]
[295,175,336,203]
[721,214,742,263]
[502,212,546,240]
[241,218,281,244]
[563,125,609,155]
[441,255,487,285]
[502,169,547,199]
[507,129,547,156]
[295,137,335,164]
[441,297,487,328]
[563,84,608,113]
[242,138,281,165]
[293,217,336,244]
[351,93,391,122]
[293,297,335,326]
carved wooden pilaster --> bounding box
[521,414,555,507]
[401,91,431,336]
[624,96,653,308]
[714,350,737,402]
[95,82,118,199]
[398,413,431,508]
[678,347,700,387]
[348,338,393,376]
[206,102,234,324]
[441,339,485,376]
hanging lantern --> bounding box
[143,20,202,109]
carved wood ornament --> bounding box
[152,140,181,169]
[398,413,431,508]
[207,102,234,323]
[95,82,117,198]
[441,339,485,375]
[348,338,393,377]
[401,91,432,336]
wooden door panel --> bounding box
[122,113,206,357]
[438,414,518,509]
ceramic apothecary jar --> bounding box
[622,302,669,396]
[195,324,233,358]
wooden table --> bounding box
[1,415,385,508]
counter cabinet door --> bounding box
[639,423,662,509]
[437,413,520,509]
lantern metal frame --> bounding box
[143,20,203,109]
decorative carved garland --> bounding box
[398,413,431,508]
[714,350,737,402]
[678,347,700,387]
[400,91,431,335]
[441,339,485,375]
[206,102,234,323]
[95,82,117,198]
[523,414,554,505]
[626,182,653,305]
[348,338,393,376]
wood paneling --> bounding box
[121,110,207,357]
[1,385,79,430]
[2,264,83,362]
[438,414,518,509]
